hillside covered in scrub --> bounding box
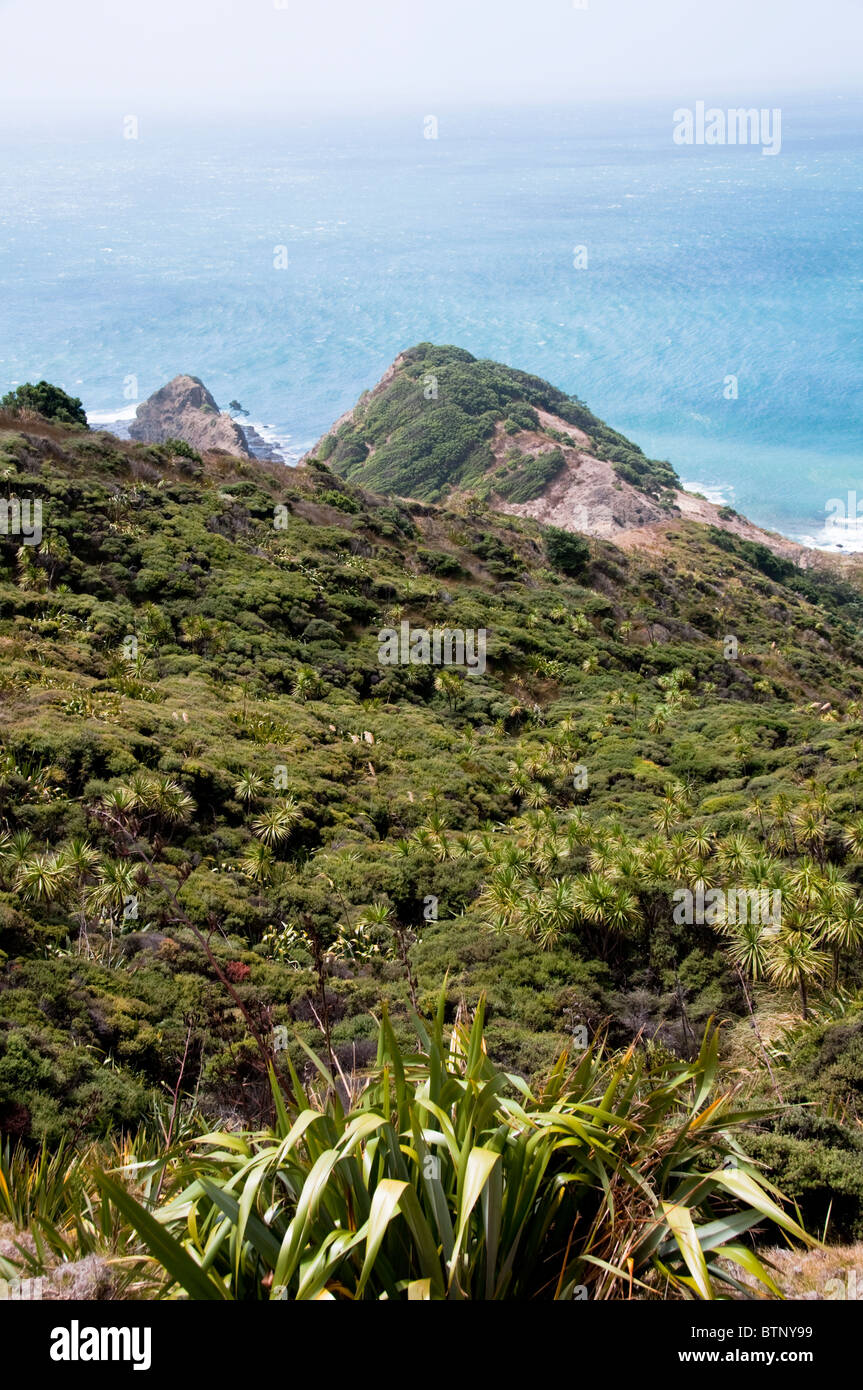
[3,374,863,1295]
[313,342,679,502]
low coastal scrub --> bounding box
[2,389,863,1293]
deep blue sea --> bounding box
[1,98,861,546]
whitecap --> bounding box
[681,479,733,506]
[797,522,863,554]
[87,402,138,424]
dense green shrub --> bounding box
[545,526,590,574]
[318,489,361,514]
[0,381,88,427]
[493,448,566,503]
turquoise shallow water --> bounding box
[0,98,861,543]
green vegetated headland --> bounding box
[1,356,863,1300]
[318,341,680,502]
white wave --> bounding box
[681,479,733,506]
[795,524,863,554]
[87,403,138,424]
[241,418,284,445]
[234,417,297,463]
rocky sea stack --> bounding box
[128,374,252,457]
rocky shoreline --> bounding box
[236,421,284,463]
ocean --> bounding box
[1,98,861,547]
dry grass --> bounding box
[0,409,76,443]
[725,1242,863,1300]
[722,994,799,1078]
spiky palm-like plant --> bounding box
[713,916,783,1099]
[816,897,863,987]
[687,823,714,859]
[652,798,679,839]
[520,878,575,949]
[843,815,863,859]
[715,833,756,878]
[573,872,641,953]
[252,797,301,847]
[793,807,829,862]
[147,775,195,825]
[15,852,72,903]
[767,930,831,1020]
[0,827,34,876]
[96,998,812,1302]
[239,840,276,885]
[648,705,668,735]
[355,900,419,1008]
[85,858,139,914]
[100,785,139,822]
[476,865,525,933]
[58,836,102,954]
[292,665,325,702]
[783,855,823,910]
[234,771,266,804]
[58,836,100,881]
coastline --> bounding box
[85,399,858,557]
[87,407,302,467]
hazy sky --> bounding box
[1,0,861,121]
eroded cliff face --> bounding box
[311,344,813,565]
[485,405,810,563]
[129,375,251,457]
